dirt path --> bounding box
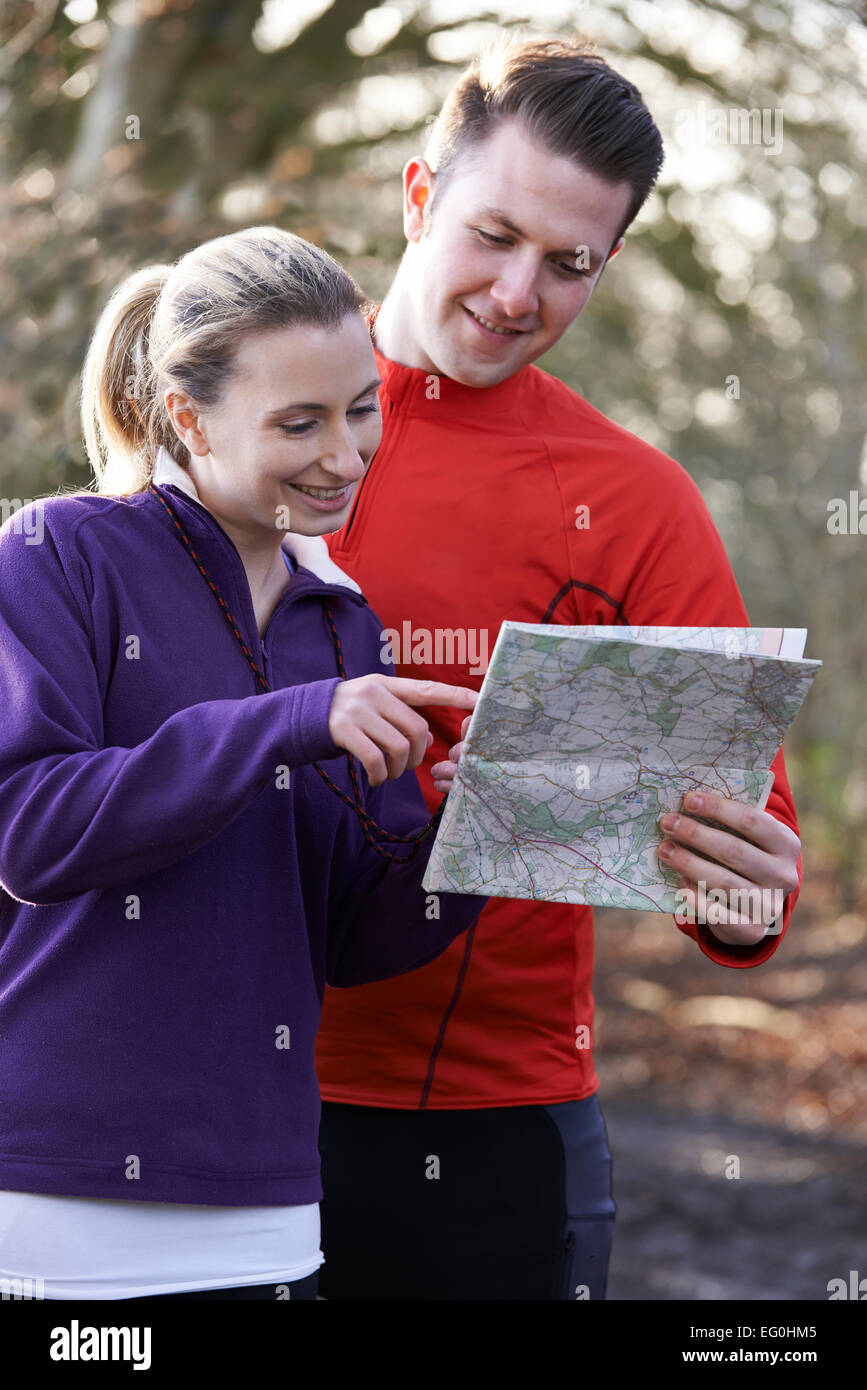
[602,1097,867,1301]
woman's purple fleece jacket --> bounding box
[0,482,485,1205]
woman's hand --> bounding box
[328,676,477,787]
[431,716,473,795]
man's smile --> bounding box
[462,304,529,338]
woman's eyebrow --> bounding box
[264,377,383,420]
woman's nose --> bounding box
[324,428,369,480]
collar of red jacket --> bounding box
[365,303,533,415]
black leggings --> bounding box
[118,1270,319,1301]
[318,1095,616,1300]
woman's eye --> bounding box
[278,402,378,436]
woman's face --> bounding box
[168,311,382,539]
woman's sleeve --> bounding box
[323,764,487,988]
[0,518,342,905]
[321,602,486,988]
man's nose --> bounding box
[489,257,540,320]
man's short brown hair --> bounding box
[424,35,665,246]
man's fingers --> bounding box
[659,813,775,885]
[448,739,464,763]
[431,759,459,795]
[673,875,785,941]
[660,839,765,900]
[678,791,800,859]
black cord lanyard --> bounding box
[148,482,444,863]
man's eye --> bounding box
[475,229,590,278]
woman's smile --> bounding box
[287,480,354,512]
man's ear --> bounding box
[606,236,625,262]
[402,156,435,242]
[164,389,210,459]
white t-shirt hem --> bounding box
[40,1252,325,1300]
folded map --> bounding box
[422,624,821,912]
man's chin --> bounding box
[442,349,527,390]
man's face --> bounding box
[400,119,633,386]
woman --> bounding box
[0,226,481,1300]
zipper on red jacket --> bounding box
[342,397,395,545]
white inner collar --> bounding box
[151,446,362,593]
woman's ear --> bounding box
[164,389,210,458]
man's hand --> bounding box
[657,790,801,947]
[431,716,473,795]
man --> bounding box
[312,36,802,1301]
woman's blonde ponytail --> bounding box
[80,265,170,496]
